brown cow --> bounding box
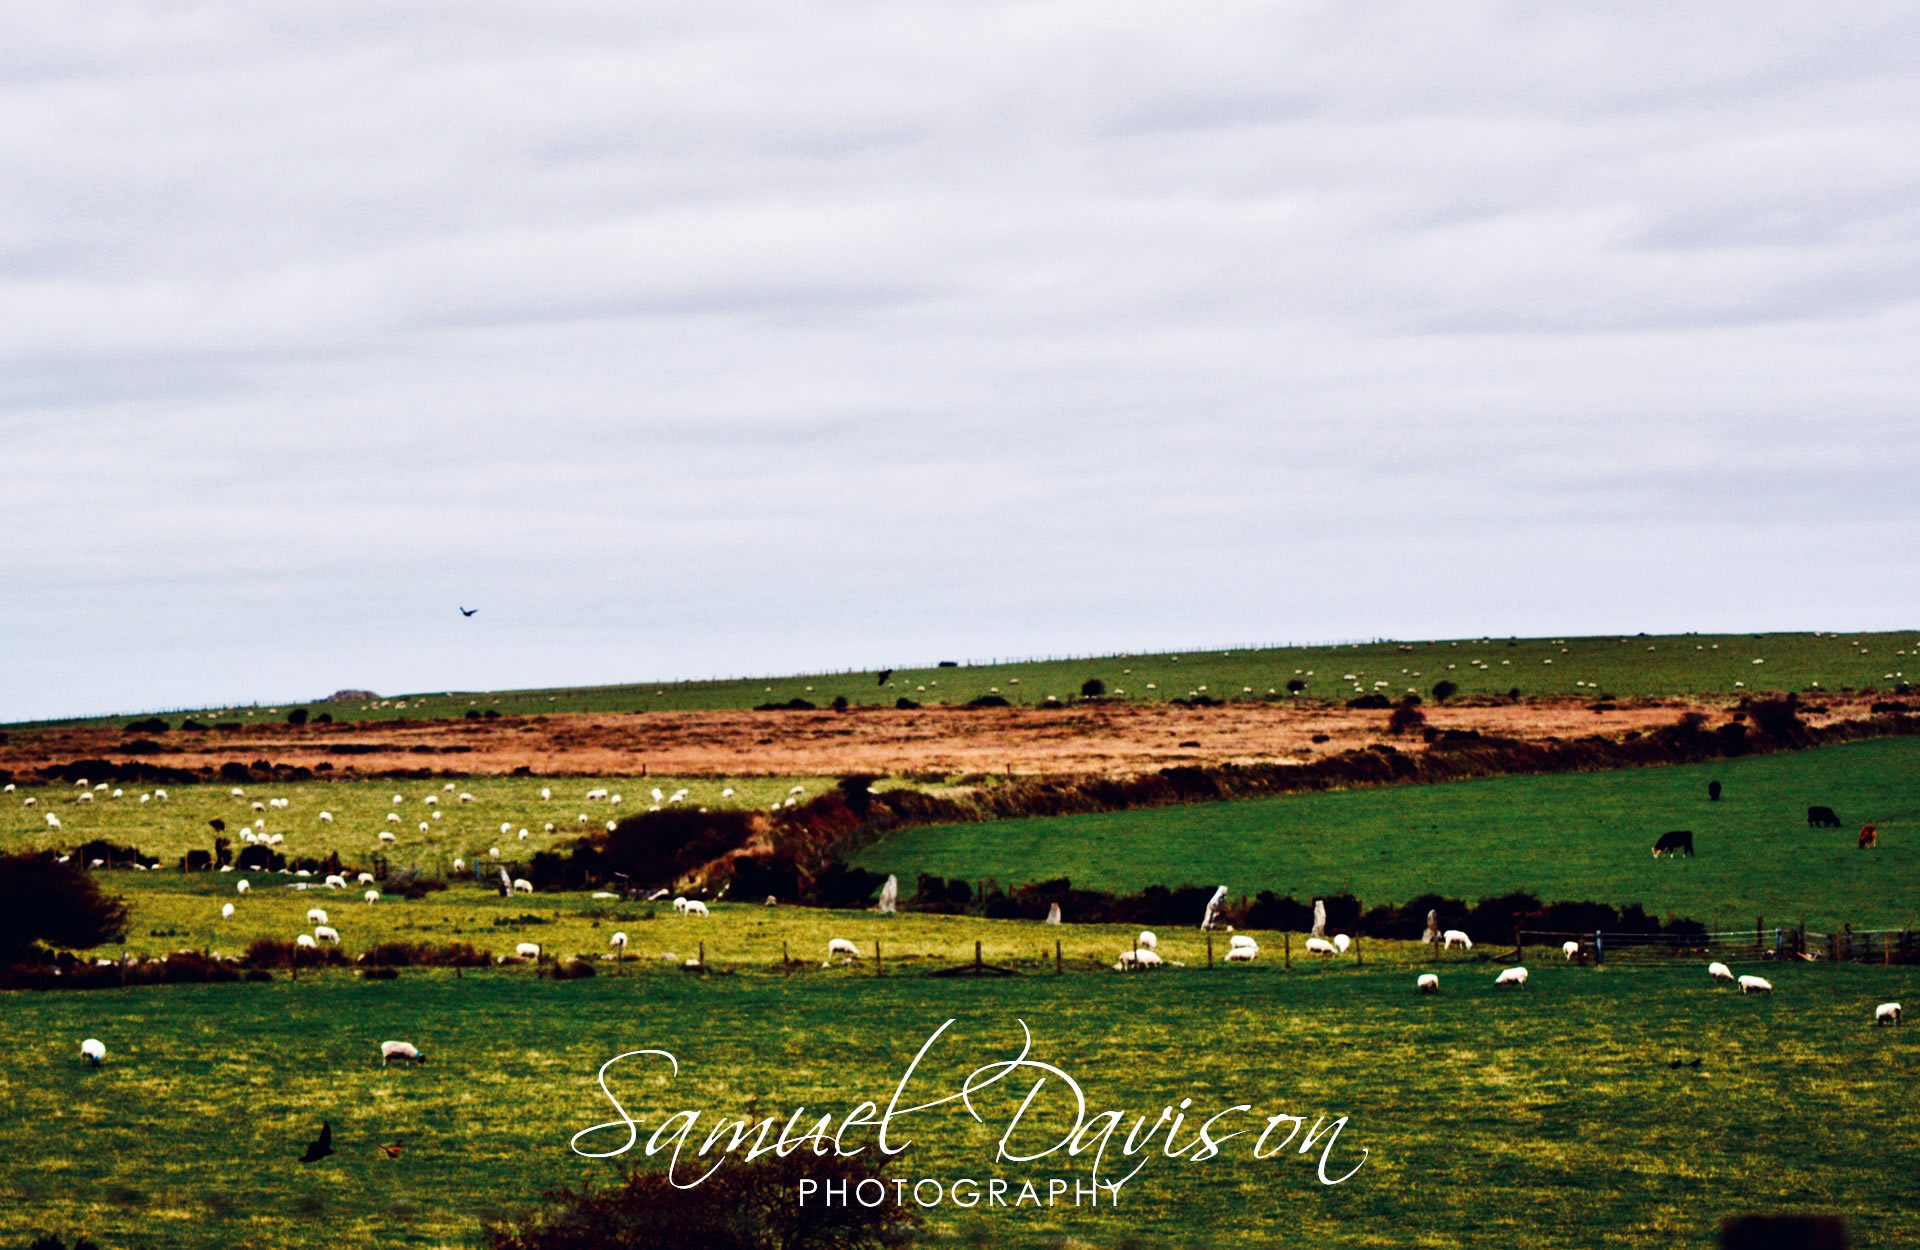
[1859,824,1878,849]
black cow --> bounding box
[1652,830,1695,858]
[1807,805,1842,828]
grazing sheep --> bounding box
[380,1040,426,1065]
[419,822,429,834]
[541,787,552,800]
[514,942,541,960]
[1416,973,1439,993]
[487,848,500,858]
[1875,1002,1901,1026]
[1495,967,1529,987]
[230,788,244,798]
[512,878,533,894]
[683,900,709,917]
[296,935,318,949]
[1137,931,1158,951]
[1304,937,1337,956]
[378,831,397,844]
[1562,941,1580,960]
[44,813,60,830]
[269,798,289,809]
[672,897,688,913]
[499,822,512,835]
[81,1039,106,1067]
[1332,934,1352,954]
[318,811,333,823]
[364,890,380,903]
[386,813,400,824]
[592,891,618,899]
[356,872,374,884]
[221,903,235,919]
[610,932,628,949]
[459,792,475,803]
[307,908,329,925]
[392,794,404,805]
[313,925,340,943]
[236,880,250,894]
[825,937,861,964]
[1443,930,1472,950]
[423,795,437,806]
[1708,962,1736,983]
[252,802,266,812]
[1224,938,1258,962]
[1738,975,1774,994]
[324,874,346,889]
[452,858,465,873]
[77,791,93,802]
[153,789,167,800]
[444,783,456,792]
[585,788,608,801]
[1115,948,1164,971]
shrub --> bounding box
[1080,677,1106,697]
[1345,694,1391,709]
[966,694,1010,708]
[286,708,309,727]
[1431,680,1457,703]
[0,852,130,963]
[484,1149,917,1250]
[831,695,849,712]
[1285,679,1306,694]
[1386,704,1427,736]
[894,697,921,710]
[123,717,169,734]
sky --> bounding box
[4,2,1918,723]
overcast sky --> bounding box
[4,2,1917,722]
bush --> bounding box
[894,697,921,710]
[1431,679,1457,703]
[1345,694,1391,709]
[1386,704,1427,736]
[287,708,309,726]
[966,694,1011,708]
[123,717,169,734]
[1080,677,1106,697]
[484,1147,917,1250]
[0,853,130,963]
[1285,679,1306,694]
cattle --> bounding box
[1859,824,1878,850]
[1651,830,1695,858]
[1707,780,1722,801]
[1807,806,1842,828]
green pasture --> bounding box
[3,960,1915,1249]
[855,736,1920,931]
[12,629,1917,729]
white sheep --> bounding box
[499,822,512,835]
[1137,931,1158,951]
[1224,940,1258,962]
[1738,975,1773,994]
[296,934,318,949]
[459,792,475,803]
[306,908,329,925]
[153,789,167,800]
[1495,966,1529,987]
[324,874,346,889]
[364,890,380,903]
[683,900,709,917]
[651,788,664,801]
[252,802,266,812]
[392,794,404,805]
[1304,937,1336,956]
[318,811,333,823]
[423,795,437,806]
[269,797,289,809]
[221,903,235,919]
[1443,930,1472,950]
[378,831,397,844]
[592,891,618,899]
[789,785,805,796]
[1116,948,1164,971]
[77,791,93,802]
[610,794,622,804]
[518,828,529,840]
[313,925,340,943]
[512,878,533,894]
[1228,934,1259,954]
[236,880,250,894]
[721,787,735,799]
[1875,1002,1902,1026]
[81,1038,106,1067]
[419,822,429,834]
[541,787,552,800]
[230,787,244,797]
[826,937,861,962]
[1416,973,1439,993]
[585,788,608,801]
[452,858,465,872]
[1708,962,1735,983]
[380,1040,425,1065]
[386,813,400,824]
[514,942,541,960]
[488,848,499,858]
[1562,941,1580,960]
[610,932,628,950]
[357,872,374,884]
[1332,934,1352,954]
[672,897,688,913]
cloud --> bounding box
[3,2,1918,719]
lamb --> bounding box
[1708,962,1735,983]
[682,900,709,917]
[1738,975,1773,994]
[313,925,340,943]
[1416,973,1439,993]
[81,1038,106,1067]
[1495,967,1529,987]
[380,1040,426,1065]
[1137,931,1158,951]
[364,890,380,903]
[826,937,861,964]
[307,908,329,925]
[1304,937,1337,956]
[1875,1002,1902,1026]
[1115,948,1164,971]
[252,802,266,812]
[1332,934,1352,954]
[514,942,541,960]
[1562,941,1580,960]
[673,897,689,913]
[236,880,250,894]
[1442,930,1472,950]
[512,878,533,894]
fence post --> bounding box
[975,941,983,973]
[699,941,704,968]
[876,940,883,976]
[783,941,790,974]
[1513,927,1523,962]
[1284,931,1291,970]
[1594,930,1604,966]
[1206,934,1213,969]
[1055,939,1062,973]
[1355,931,1362,967]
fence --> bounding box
[1518,923,1919,966]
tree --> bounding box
[0,853,130,963]
[1080,678,1106,698]
[1431,679,1457,703]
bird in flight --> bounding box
[299,1122,333,1164]
[459,606,478,617]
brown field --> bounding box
[3,693,1882,781]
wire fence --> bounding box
[1520,926,1920,966]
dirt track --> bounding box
[0,695,1827,780]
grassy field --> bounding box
[854,736,1920,931]
[12,629,1917,729]
[3,960,1915,1250]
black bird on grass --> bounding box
[459,606,478,617]
[299,1122,333,1164]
